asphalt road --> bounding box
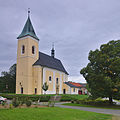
[55,103,120,116]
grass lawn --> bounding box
[63,103,120,110]
[0,107,112,120]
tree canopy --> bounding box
[42,82,49,94]
[80,40,120,104]
[0,64,16,93]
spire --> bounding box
[17,9,39,40]
[51,42,55,58]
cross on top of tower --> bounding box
[28,8,30,17]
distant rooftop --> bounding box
[65,82,86,88]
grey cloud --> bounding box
[0,0,120,82]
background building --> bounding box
[65,82,88,95]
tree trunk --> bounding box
[109,96,113,105]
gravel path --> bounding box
[55,103,120,116]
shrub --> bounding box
[26,100,32,107]
[39,96,50,102]
[75,99,114,106]
[48,101,55,107]
[2,101,6,106]
[12,98,20,107]
[9,104,13,109]
[60,95,72,101]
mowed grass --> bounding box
[0,107,112,120]
[63,103,120,110]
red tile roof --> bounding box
[69,82,83,87]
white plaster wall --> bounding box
[42,67,68,94]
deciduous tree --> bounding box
[0,64,16,93]
[80,40,120,104]
[42,82,49,94]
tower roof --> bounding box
[17,14,39,40]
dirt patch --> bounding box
[0,104,47,109]
[112,116,120,120]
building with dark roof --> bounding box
[16,10,69,95]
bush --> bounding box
[9,104,13,109]
[1,94,88,102]
[26,100,32,107]
[0,94,52,102]
[48,101,55,107]
[2,101,6,106]
[73,99,114,106]
[71,100,74,103]
[12,98,20,107]
[60,95,72,101]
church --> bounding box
[16,11,69,95]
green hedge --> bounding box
[0,94,51,102]
[60,94,88,101]
[71,99,116,106]
[0,94,88,102]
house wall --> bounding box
[43,67,69,94]
[69,87,79,94]
[68,87,88,95]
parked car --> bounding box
[0,96,7,103]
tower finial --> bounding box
[51,42,55,58]
[52,42,54,50]
[28,8,30,17]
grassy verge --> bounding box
[0,107,112,120]
[62,103,120,110]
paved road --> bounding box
[55,103,120,116]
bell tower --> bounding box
[16,10,39,94]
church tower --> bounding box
[16,10,39,94]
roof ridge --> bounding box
[33,52,68,75]
[39,52,60,61]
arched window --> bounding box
[56,78,58,84]
[35,88,37,94]
[32,46,35,54]
[21,45,25,54]
[21,87,23,94]
[49,76,52,81]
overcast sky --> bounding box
[0,0,120,83]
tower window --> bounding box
[21,45,25,54]
[49,76,52,81]
[32,46,35,54]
